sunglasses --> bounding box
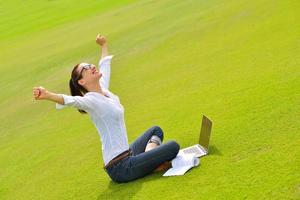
[79,63,92,75]
[72,63,93,85]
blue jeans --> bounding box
[105,126,180,183]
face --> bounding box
[76,63,102,86]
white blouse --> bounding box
[56,55,129,165]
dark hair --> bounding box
[69,64,88,114]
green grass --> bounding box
[0,0,299,199]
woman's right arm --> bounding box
[33,86,93,112]
[33,86,64,104]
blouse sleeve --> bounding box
[98,55,114,90]
[56,94,93,112]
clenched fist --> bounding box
[96,34,107,46]
[33,86,48,100]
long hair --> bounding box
[69,64,88,114]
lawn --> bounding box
[0,0,299,199]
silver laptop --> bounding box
[179,115,213,157]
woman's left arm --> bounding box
[96,34,108,59]
[96,34,113,90]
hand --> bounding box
[33,86,49,100]
[96,34,107,46]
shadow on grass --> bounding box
[97,179,143,200]
[97,173,162,199]
[209,145,222,156]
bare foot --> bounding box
[154,161,172,172]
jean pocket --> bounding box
[106,160,125,179]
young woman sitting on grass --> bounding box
[32,34,180,183]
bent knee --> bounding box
[152,125,163,133]
[168,140,180,155]
[152,125,164,141]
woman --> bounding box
[33,34,180,183]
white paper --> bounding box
[163,153,200,176]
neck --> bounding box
[86,83,104,95]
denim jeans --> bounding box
[105,126,180,183]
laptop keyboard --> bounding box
[182,145,206,156]
[183,148,201,154]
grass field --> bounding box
[0,0,299,199]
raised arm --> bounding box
[96,34,113,90]
[96,34,108,59]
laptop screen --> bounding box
[199,115,212,150]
